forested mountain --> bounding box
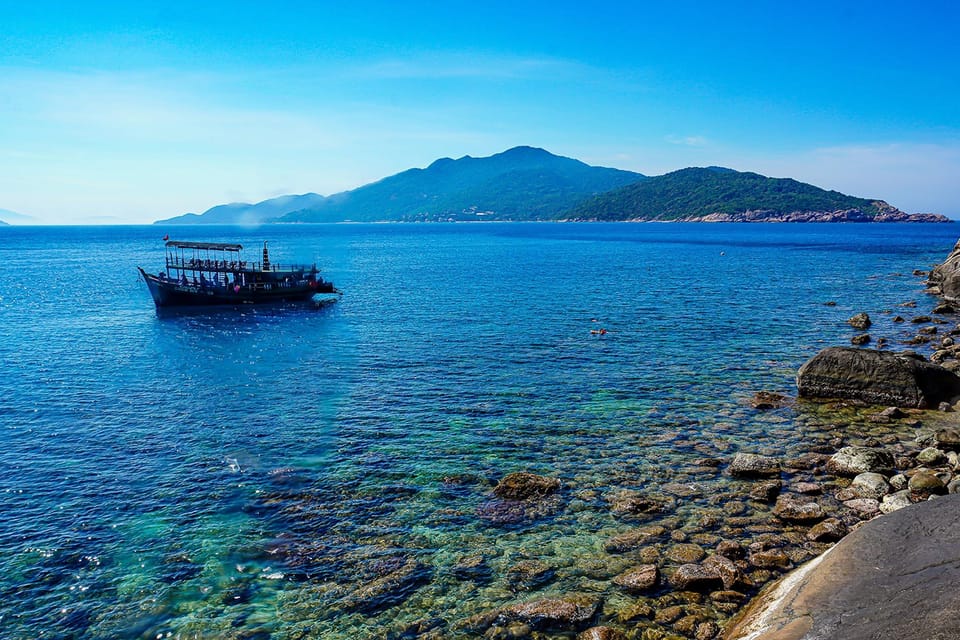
[156,147,644,224]
[563,167,942,222]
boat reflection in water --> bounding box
[138,240,340,308]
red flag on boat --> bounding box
[163,234,169,241]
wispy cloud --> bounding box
[665,134,709,147]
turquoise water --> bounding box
[0,222,956,639]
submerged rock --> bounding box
[796,347,960,408]
[500,594,602,632]
[577,627,626,640]
[669,563,724,591]
[772,496,824,522]
[493,472,561,500]
[728,453,782,478]
[604,525,667,553]
[611,564,659,592]
[337,556,431,613]
[751,391,788,410]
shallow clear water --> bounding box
[0,222,956,639]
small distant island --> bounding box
[154,146,950,225]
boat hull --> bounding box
[139,268,337,307]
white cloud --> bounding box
[665,134,709,147]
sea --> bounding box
[0,222,957,639]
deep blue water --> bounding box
[0,222,957,639]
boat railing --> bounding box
[164,257,316,274]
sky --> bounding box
[1,1,959,224]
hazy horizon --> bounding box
[2,2,959,224]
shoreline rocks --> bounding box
[723,495,960,640]
[796,346,960,408]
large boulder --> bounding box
[723,495,960,640]
[796,347,960,408]
[927,239,960,301]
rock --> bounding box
[934,302,957,314]
[452,555,491,581]
[908,469,947,498]
[667,543,706,564]
[505,559,554,592]
[716,540,744,559]
[880,406,907,418]
[948,477,960,494]
[791,482,822,495]
[696,621,721,640]
[654,605,685,624]
[723,494,960,640]
[889,474,909,491]
[501,594,601,632]
[825,447,895,476]
[850,472,891,499]
[935,428,960,451]
[806,517,848,542]
[337,557,431,613]
[772,496,824,522]
[843,498,880,517]
[749,480,782,502]
[917,447,947,466]
[606,489,667,517]
[879,489,913,514]
[796,346,960,408]
[611,564,658,593]
[702,554,741,589]
[848,312,872,330]
[670,564,724,591]
[604,526,667,553]
[729,453,782,478]
[578,627,626,640]
[751,391,788,409]
[940,402,955,412]
[893,315,905,322]
[493,472,561,500]
[851,334,871,346]
[748,549,792,570]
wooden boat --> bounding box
[138,240,339,307]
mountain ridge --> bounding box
[154,147,949,224]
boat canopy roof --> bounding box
[166,241,243,252]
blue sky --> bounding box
[1,1,959,223]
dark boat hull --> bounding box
[139,268,337,307]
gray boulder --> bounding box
[728,453,782,478]
[796,347,960,408]
[927,240,960,302]
[826,447,894,476]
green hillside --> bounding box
[278,146,644,222]
[566,167,884,221]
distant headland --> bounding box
[153,146,950,225]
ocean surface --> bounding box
[0,222,957,639]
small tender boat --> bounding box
[138,240,339,307]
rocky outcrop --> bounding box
[723,495,960,640]
[928,239,960,301]
[796,346,960,408]
[682,203,950,223]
